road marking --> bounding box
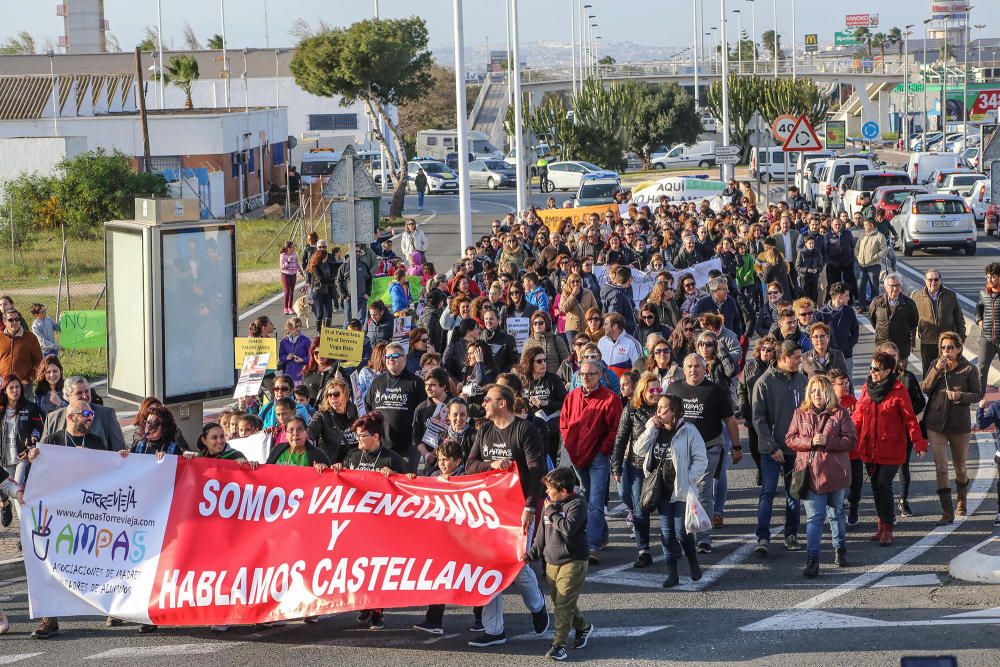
[869,574,942,588]
[238,281,304,321]
[290,628,460,649]
[740,436,995,632]
[0,655,44,665]
[85,642,242,659]
[943,606,1000,618]
[743,608,1000,631]
[509,624,670,641]
[895,260,978,311]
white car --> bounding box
[544,161,618,191]
[964,179,991,222]
[893,193,977,256]
[406,160,458,194]
[937,172,986,197]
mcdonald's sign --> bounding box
[804,34,819,53]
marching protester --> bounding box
[912,270,965,377]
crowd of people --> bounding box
[2,181,1000,659]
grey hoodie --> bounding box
[751,365,808,456]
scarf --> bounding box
[447,425,468,442]
[866,371,898,404]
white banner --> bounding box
[507,317,530,352]
[21,445,176,623]
[670,257,723,290]
[629,176,727,211]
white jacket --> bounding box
[401,229,429,261]
[633,419,708,503]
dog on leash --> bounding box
[293,293,312,329]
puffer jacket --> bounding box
[611,403,657,476]
[976,287,1000,343]
[555,287,598,334]
[920,356,981,434]
[527,331,570,372]
[785,406,857,494]
[853,377,928,465]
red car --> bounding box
[873,185,929,220]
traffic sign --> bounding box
[861,121,880,140]
[781,115,823,152]
[715,145,741,157]
[715,154,740,165]
[771,114,798,142]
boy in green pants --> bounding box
[523,467,594,661]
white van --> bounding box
[750,146,793,183]
[907,151,962,185]
[651,141,717,169]
[815,157,875,215]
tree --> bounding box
[207,34,224,50]
[762,30,782,62]
[730,31,757,65]
[0,31,36,55]
[397,62,478,143]
[623,83,701,169]
[105,33,122,52]
[886,26,903,61]
[290,17,433,218]
[870,32,887,69]
[852,27,872,59]
[182,22,202,50]
[288,18,332,41]
[137,25,159,51]
[598,55,616,65]
[161,55,200,109]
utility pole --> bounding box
[693,0,700,108]
[510,0,528,213]
[135,47,151,171]
[720,0,733,182]
[923,18,931,150]
[453,0,473,251]
[791,0,797,81]
[47,50,58,136]
[156,0,164,109]
[963,8,970,149]
[772,0,778,78]
[221,0,230,110]
[571,0,578,96]
[734,9,742,74]
[903,25,914,150]
[747,0,757,75]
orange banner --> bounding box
[536,203,621,235]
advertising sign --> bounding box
[804,34,819,53]
[824,121,847,149]
[971,90,1000,121]
[835,31,860,46]
[846,14,878,28]
[628,176,727,208]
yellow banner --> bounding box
[536,203,620,235]
[318,327,365,366]
[234,337,278,369]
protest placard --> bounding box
[58,310,107,350]
[234,337,277,369]
[506,316,530,351]
[318,327,365,365]
[233,353,269,399]
[535,203,621,235]
[669,257,723,289]
[368,276,424,308]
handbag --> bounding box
[639,455,666,513]
[789,451,814,501]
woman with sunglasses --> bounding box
[458,340,498,410]
[643,335,681,386]
[554,272,597,346]
[579,307,605,343]
[667,315,697,362]
[875,341,926,521]
[921,332,981,525]
[0,373,41,522]
[517,345,567,462]
[406,327,434,375]
[635,306,672,355]
[128,404,184,457]
[307,378,358,464]
[499,283,538,325]
[853,350,927,546]
[527,312,570,372]
[611,372,664,568]
[738,336,778,483]
[675,274,702,316]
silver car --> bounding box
[893,193,977,257]
[468,159,515,189]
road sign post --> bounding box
[715,144,741,165]
[771,115,798,203]
[781,115,824,152]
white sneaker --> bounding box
[210,625,230,632]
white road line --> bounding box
[237,281,303,321]
[0,654,44,665]
[868,573,942,588]
[84,642,242,659]
[509,624,670,641]
[895,260,979,311]
[743,608,1000,631]
[942,606,1000,618]
[740,435,995,632]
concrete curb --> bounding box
[0,556,24,581]
[949,535,1000,584]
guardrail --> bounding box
[468,72,493,128]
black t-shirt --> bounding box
[364,370,426,454]
[342,446,407,473]
[523,373,567,415]
[466,417,545,508]
[412,398,451,449]
[43,430,108,451]
[666,379,732,442]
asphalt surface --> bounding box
[4,188,999,665]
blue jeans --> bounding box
[482,561,545,635]
[417,190,425,207]
[802,488,847,558]
[714,430,733,517]
[575,453,611,552]
[756,453,801,542]
[619,462,650,552]
[311,289,332,328]
[656,499,694,562]
[857,264,881,307]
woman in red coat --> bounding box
[852,351,928,546]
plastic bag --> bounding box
[684,488,712,534]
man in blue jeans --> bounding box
[751,340,808,556]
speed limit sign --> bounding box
[771,114,798,143]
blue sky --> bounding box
[6,0,992,52]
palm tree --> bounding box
[853,27,872,59]
[182,22,202,50]
[0,31,36,55]
[207,34,224,50]
[871,32,886,71]
[762,29,782,62]
[137,25,159,51]
[162,55,200,109]
[886,26,903,62]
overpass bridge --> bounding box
[471,58,907,150]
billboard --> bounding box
[804,34,818,53]
[835,31,860,46]
[846,14,878,28]
[930,1,971,18]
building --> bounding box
[57,0,109,54]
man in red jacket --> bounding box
[560,360,624,564]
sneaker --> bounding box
[546,645,568,661]
[588,551,600,565]
[784,535,802,551]
[994,512,1000,527]
[712,514,724,529]
[572,623,595,649]
[898,499,913,518]
[753,539,769,556]
[357,610,372,624]
[31,617,59,639]
[468,631,507,647]
[633,551,653,568]
[414,622,444,635]
[368,612,385,630]
[138,624,158,634]
[0,502,11,528]
[210,625,230,632]
[302,617,319,624]
[105,616,123,627]
[532,608,550,635]
[847,507,860,527]
[468,619,485,632]
[696,541,712,554]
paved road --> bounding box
[2,196,998,666]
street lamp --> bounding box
[590,23,598,75]
[791,0,797,81]
[975,24,986,68]
[693,0,701,108]
[710,27,718,69]
[570,0,577,96]
[452,0,472,251]
[582,4,591,85]
[746,0,757,75]
[733,9,741,74]
[962,6,971,149]
[903,24,914,150]
[595,35,602,76]
[923,18,931,149]
[720,0,733,182]
[47,49,57,135]
[587,16,596,77]
[156,0,164,109]
[771,0,778,78]
[510,0,528,213]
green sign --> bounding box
[835,31,859,46]
[368,276,424,308]
[824,121,847,150]
[59,310,106,350]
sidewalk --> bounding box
[0,514,22,580]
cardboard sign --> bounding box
[506,317,530,352]
[58,310,107,350]
[233,353,269,399]
[234,337,277,369]
[535,203,621,235]
[318,327,365,365]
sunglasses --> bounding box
[145,420,161,428]
[647,387,664,395]
[418,337,429,343]
[940,344,957,350]
[583,354,601,361]
[653,348,670,356]
[274,386,291,392]
[72,410,96,418]
[696,341,716,348]
[870,366,886,373]
[767,290,781,296]
[385,353,404,360]
[587,316,601,322]
[533,358,546,364]
[327,391,342,398]
[760,347,776,353]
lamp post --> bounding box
[693,0,701,108]
[923,18,931,149]
[156,0,165,109]
[733,9,741,74]
[903,25,914,150]
[962,7,971,149]
[720,0,733,182]
[47,49,58,135]
[772,0,778,78]
[590,23,598,75]
[452,0,472,251]
[220,0,230,110]
[570,0,577,96]
[582,4,592,83]
[587,16,596,77]
[747,0,757,75]
[510,0,528,213]
[710,27,718,70]
[975,24,985,68]
[791,0,797,81]
[594,35,602,75]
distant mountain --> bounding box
[431,40,685,71]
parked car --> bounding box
[575,175,623,206]
[872,185,929,221]
[406,159,459,193]
[842,170,911,218]
[750,146,793,183]
[961,147,981,170]
[965,179,991,223]
[925,168,980,193]
[909,132,942,152]
[907,151,962,185]
[700,114,717,133]
[467,159,516,189]
[815,157,875,214]
[795,150,837,197]
[651,141,717,169]
[935,171,986,197]
[544,161,619,191]
[892,193,977,256]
